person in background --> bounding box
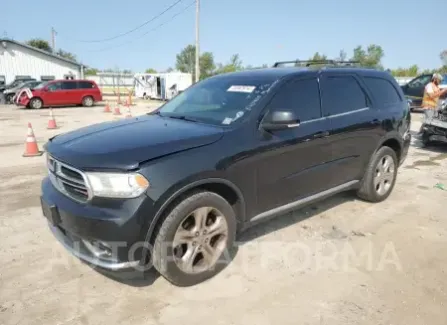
[417,73,447,135]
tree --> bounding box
[145,68,157,73]
[351,44,384,69]
[337,49,347,61]
[56,49,77,62]
[309,52,328,61]
[26,38,52,52]
[175,45,215,80]
[214,54,243,75]
[85,68,98,76]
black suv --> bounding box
[41,61,411,286]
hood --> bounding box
[46,114,224,171]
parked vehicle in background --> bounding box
[4,80,42,104]
[17,79,102,109]
[0,77,36,93]
[401,73,447,110]
[41,60,411,286]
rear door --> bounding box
[319,72,380,187]
[255,76,332,213]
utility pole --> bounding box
[195,0,200,82]
[51,27,56,51]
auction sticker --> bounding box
[227,85,256,93]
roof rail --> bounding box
[273,60,361,68]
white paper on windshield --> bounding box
[222,117,233,125]
[227,85,256,93]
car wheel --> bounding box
[357,146,398,203]
[152,191,236,287]
[82,96,94,107]
[29,98,43,109]
[5,94,14,104]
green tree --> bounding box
[214,54,243,75]
[85,68,98,76]
[145,68,157,73]
[309,52,328,61]
[175,45,215,80]
[351,44,384,69]
[26,38,52,52]
[56,49,77,62]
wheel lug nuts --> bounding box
[192,241,197,246]
[195,232,199,236]
[203,230,207,235]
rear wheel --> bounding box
[29,98,43,109]
[82,96,94,107]
[152,191,236,287]
[5,93,14,104]
[357,146,398,202]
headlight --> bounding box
[85,172,149,199]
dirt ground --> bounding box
[0,102,446,325]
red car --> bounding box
[18,79,102,109]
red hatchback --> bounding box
[18,79,102,109]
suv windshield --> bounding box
[157,75,278,126]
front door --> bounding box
[402,74,432,107]
[254,76,331,214]
[319,72,380,187]
[44,81,64,106]
[60,81,79,105]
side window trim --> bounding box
[260,76,324,125]
[320,72,372,118]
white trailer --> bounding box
[134,72,192,100]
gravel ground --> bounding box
[0,102,446,325]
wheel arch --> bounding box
[379,137,402,161]
[144,178,246,246]
[29,96,44,108]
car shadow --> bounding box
[238,191,356,244]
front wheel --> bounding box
[5,94,14,104]
[357,146,398,203]
[152,191,236,287]
[29,98,43,109]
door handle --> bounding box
[313,131,329,138]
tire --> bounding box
[29,98,43,109]
[152,191,236,287]
[357,146,398,203]
[82,96,94,107]
[5,94,14,104]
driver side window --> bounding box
[407,75,431,88]
[267,78,322,122]
[47,82,62,91]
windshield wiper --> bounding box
[163,115,199,123]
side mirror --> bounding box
[261,110,301,131]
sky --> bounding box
[2,0,446,72]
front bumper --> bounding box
[41,176,155,270]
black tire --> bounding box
[357,146,398,203]
[152,191,236,287]
[29,98,43,109]
[5,94,14,104]
[82,96,94,107]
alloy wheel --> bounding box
[374,155,395,196]
[172,206,228,274]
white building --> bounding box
[0,38,84,85]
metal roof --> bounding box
[0,38,83,67]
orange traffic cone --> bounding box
[23,123,43,157]
[103,100,111,113]
[113,104,121,115]
[125,104,132,118]
[47,108,58,129]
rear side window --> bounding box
[363,77,402,106]
[78,81,94,89]
[268,78,321,121]
[62,81,77,90]
[320,76,368,116]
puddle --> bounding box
[430,153,447,162]
[405,153,447,169]
[417,185,429,190]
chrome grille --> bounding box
[47,155,91,202]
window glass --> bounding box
[267,78,321,121]
[321,76,367,115]
[158,75,278,126]
[407,75,431,88]
[62,81,77,90]
[47,82,62,91]
[78,81,94,89]
[363,77,402,106]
